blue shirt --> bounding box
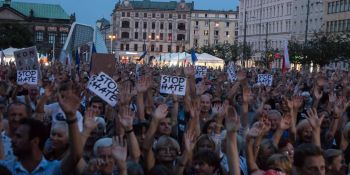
[0,156,62,175]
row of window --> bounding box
[121,21,186,30]
[120,32,186,41]
[327,0,350,14]
[121,12,187,19]
[35,31,67,44]
[326,19,350,32]
[120,43,186,52]
[246,20,291,35]
[194,21,233,27]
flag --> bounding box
[137,51,147,61]
[65,53,71,66]
[0,50,5,65]
[191,48,197,64]
[282,40,290,73]
[89,43,96,72]
[75,49,80,72]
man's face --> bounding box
[299,155,325,175]
[200,95,211,113]
[158,118,172,136]
[91,102,104,116]
[193,160,215,175]
[301,125,313,143]
[329,155,345,174]
[12,125,32,157]
[97,147,115,175]
[8,104,28,135]
[268,113,281,130]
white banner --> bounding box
[17,70,38,85]
[227,64,236,82]
[257,74,273,86]
[195,66,207,78]
[88,72,119,106]
[160,75,187,96]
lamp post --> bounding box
[108,34,116,54]
[305,0,310,45]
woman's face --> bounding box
[280,143,294,163]
[156,143,178,163]
[197,139,215,153]
[301,124,313,143]
[50,127,68,150]
[192,160,215,175]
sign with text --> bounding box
[227,64,236,82]
[91,53,116,76]
[88,72,119,106]
[14,46,39,71]
[257,74,273,86]
[17,70,38,85]
[195,66,207,78]
[160,75,187,96]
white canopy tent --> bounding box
[1,47,21,63]
[155,52,190,66]
[195,53,225,69]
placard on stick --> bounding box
[88,72,119,106]
[91,54,116,76]
[195,66,207,78]
[17,70,38,85]
[160,75,187,96]
[14,46,39,71]
[257,74,273,86]
[227,64,236,82]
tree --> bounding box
[0,23,33,49]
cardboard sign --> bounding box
[135,63,141,80]
[160,75,187,96]
[227,64,236,82]
[88,72,119,106]
[257,74,273,86]
[91,54,116,76]
[14,46,39,71]
[17,70,38,85]
[195,66,207,78]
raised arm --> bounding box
[225,106,241,175]
[306,108,324,147]
[111,136,128,175]
[35,84,54,113]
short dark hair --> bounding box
[294,143,324,168]
[193,150,221,172]
[7,101,31,117]
[19,118,49,151]
[89,96,105,107]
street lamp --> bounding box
[108,34,116,53]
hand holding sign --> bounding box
[88,72,119,107]
[17,70,38,85]
[257,74,273,86]
[160,75,187,96]
[195,66,207,78]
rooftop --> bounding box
[0,0,70,20]
[118,0,194,10]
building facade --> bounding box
[0,0,74,59]
[291,0,324,42]
[323,0,350,33]
[238,0,293,66]
[190,10,239,48]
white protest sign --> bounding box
[227,64,236,82]
[160,75,187,96]
[195,66,207,78]
[257,74,273,86]
[88,72,119,106]
[17,70,38,85]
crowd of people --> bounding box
[0,61,349,175]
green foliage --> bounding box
[0,23,33,49]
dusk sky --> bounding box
[18,0,238,26]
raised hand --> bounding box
[334,96,350,116]
[111,136,127,162]
[306,108,324,130]
[236,70,246,81]
[87,158,108,172]
[44,83,54,97]
[58,89,80,118]
[313,87,323,100]
[247,121,264,138]
[328,92,336,104]
[184,65,195,77]
[119,107,135,130]
[152,104,168,120]
[184,131,195,153]
[196,81,209,96]
[279,114,292,130]
[118,81,136,106]
[84,107,99,132]
[243,87,253,103]
[225,106,240,132]
[227,82,240,98]
[136,76,148,93]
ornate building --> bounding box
[323,0,350,33]
[0,0,74,59]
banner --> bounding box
[14,46,39,71]
[160,75,187,96]
[91,53,116,76]
[227,64,236,82]
[195,66,207,78]
[88,72,119,106]
[257,74,273,86]
[17,70,38,85]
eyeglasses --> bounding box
[157,147,177,154]
[283,150,294,156]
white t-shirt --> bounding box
[44,102,83,132]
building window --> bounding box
[205,21,209,26]
[196,21,199,26]
[143,32,147,39]
[60,33,67,44]
[168,45,172,52]
[214,40,219,44]
[122,21,130,28]
[161,13,164,18]
[178,14,181,19]
[121,32,129,39]
[178,23,186,30]
[35,31,44,42]
[169,23,173,30]
[183,14,186,19]
[152,13,156,18]
[194,39,198,47]
[122,12,125,17]
[144,13,147,18]
[204,30,209,36]
[135,22,139,28]
[168,33,172,41]
[134,44,138,51]
[120,44,124,51]
[143,22,147,29]
[176,46,180,52]
[160,33,164,40]
[225,14,228,18]
[151,33,155,40]
[226,31,229,37]
[152,22,156,29]
[135,32,139,39]
[159,45,163,52]
[205,13,208,18]
[135,13,139,17]
[160,22,164,29]
[126,44,129,51]
[214,30,219,36]
[127,12,130,17]
[226,22,230,27]
[151,45,155,51]
[48,33,55,44]
[177,34,185,41]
